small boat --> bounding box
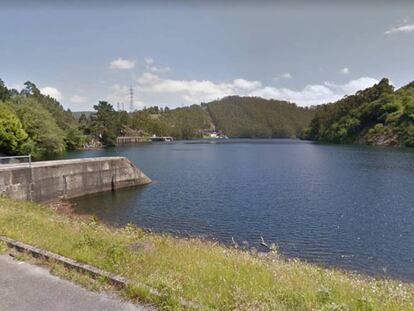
[150,136,174,142]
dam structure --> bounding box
[0,157,151,202]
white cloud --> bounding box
[110,57,136,70]
[135,71,379,107]
[281,72,292,79]
[144,57,154,65]
[324,77,379,94]
[273,72,293,82]
[250,84,336,107]
[5,82,24,91]
[233,78,262,91]
[339,67,350,75]
[148,65,171,73]
[143,57,170,73]
[251,77,378,106]
[70,95,87,104]
[40,86,63,101]
[137,72,235,104]
[385,23,414,34]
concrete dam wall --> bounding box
[0,157,151,202]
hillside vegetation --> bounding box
[1,197,413,310]
[302,78,414,147]
[207,96,315,138]
[124,97,315,140]
[5,75,413,157]
[0,77,316,158]
[128,105,212,140]
[0,80,83,159]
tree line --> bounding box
[0,78,318,159]
[0,79,214,158]
[206,96,315,138]
[0,80,83,159]
[301,78,414,147]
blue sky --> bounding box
[1,1,414,111]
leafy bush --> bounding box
[0,79,84,158]
[0,103,28,155]
[12,97,66,158]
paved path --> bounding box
[0,255,152,311]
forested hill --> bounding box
[302,78,414,147]
[0,77,313,159]
[120,96,315,140]
[4,75,414,160]
[95,97,315,140]
[206,96,315,138]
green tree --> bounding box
[64,127,86,150]
[0,103,28,155]
[21,81,41,97]
[12,97,66,158]
[0,79,11,102]
[303,78,414,147]
[91,101,118,146]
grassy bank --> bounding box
[0,197,413,310]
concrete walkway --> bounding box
[0,255,152,311]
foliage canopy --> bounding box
[302,78,414,147]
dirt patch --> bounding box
[47,199,75,214]
[46,200,91,221]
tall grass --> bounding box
[0,197,413,310]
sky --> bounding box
[1,0,414,111]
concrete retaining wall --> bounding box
[0,157,151,202]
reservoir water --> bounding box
[65,139,414,280]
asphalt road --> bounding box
[0,254,152,311]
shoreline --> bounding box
[57,198,413,284]
[1,197,413,309]
[27,137,414,161]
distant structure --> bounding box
[199,129,229,139]
[129,86,134,112]
[115,87,134,112]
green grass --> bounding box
[0,197,413,310]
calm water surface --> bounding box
[65,140,414,280]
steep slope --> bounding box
[163,105,213,139]
[206,96,315,138]
[302,78,414,147]
[126,97,315,139]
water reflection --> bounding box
[67,140,414,280]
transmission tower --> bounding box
[129,86,134,112]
